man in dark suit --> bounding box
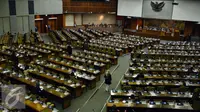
[83,39,89,50]
[23,33,26,44]
[67,45,72,55]
[11,52,19,73]
[34,33,38,43]
[188,34,192,42]
[36,80,42,95]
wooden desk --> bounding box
[0,90,51,112]
[6,48,38,58]
[132,58,200,65]
[7,75,71,109]
[36,45,62,53]
[0,51,24,61]
[124,74,200,81]
[48,60,101,82]
[25,100,52,112]
[107,101,193,111]
[62,30,79,40]
[82,51,118,65]
[144,75,200,81]
[88,43,122,56]
[0,59,6,68]
[73,53,111,69]
[110,90,193,100]
[121,79,200,90]
[126,30,180,41]
[151,47,200,51]
[42,43,67,50]
[140,53,200,58]
[60,55,106,74]
[121,81,183,87]
[89,40,128,54]
[29,71,83,97]
[37,64,96,89]
[23,47,51,54]
[129,67,199,74]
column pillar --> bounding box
[9,0,17,34]
[28,0,35,31]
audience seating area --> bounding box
[108,41,200,112]
[0,28,199,112]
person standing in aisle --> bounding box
[104,70,112,92]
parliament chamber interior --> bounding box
[0,0,200,112]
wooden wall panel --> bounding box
[137,19,143,27]
[184,22,195,37]
[59,14,64,30]
[130,19,137,30]
[63,0,116,13]
[194,24,200,36]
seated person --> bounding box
[192,88,200,102]
[136,73,144,79]
[188,66,194,73]
[67,45,72,55]
[11,52,19,73]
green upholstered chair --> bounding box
[157,86,165,91]
[147,87,155,91]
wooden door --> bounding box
[35,20,43,33]
[48,19,57,31]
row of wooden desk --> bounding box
[157,41,200,46]
[107,101,194,111]
[110,90,196,100]
[79,29,95,39]
[131,58,200,64]
[0,93,53,112]
[0,31,123,111]
[0,42,116,111]
[60,54,106,73]
[132,52,200,60]
[70,29,87,40]
[125,73,200,81]
[80,50,118,65]
[62,29,79,41]
[86,29,103,37]
[121,80,200,89]
[47,59,101,81]
[29,71,84,97]
[107,41,200,112]
[1,70,71,110]
[35,62,97,89]
[150,46,200,51]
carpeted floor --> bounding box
[40,33,53,43]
